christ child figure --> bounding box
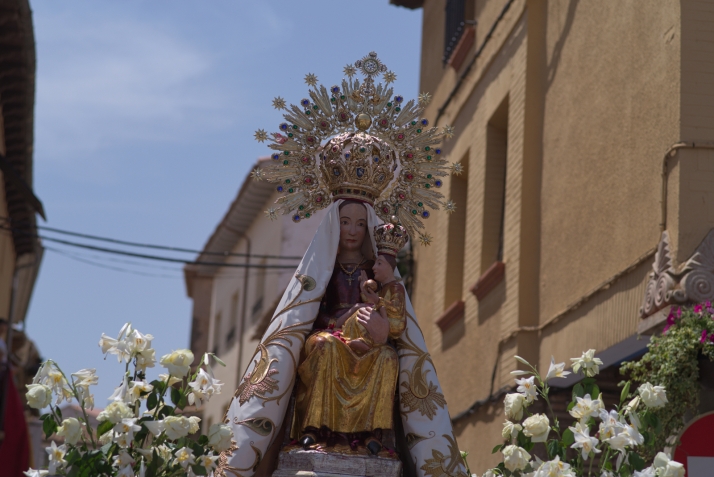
[341,222,408,354]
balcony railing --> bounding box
[443,0,466,64]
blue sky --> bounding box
[26,1,422,408]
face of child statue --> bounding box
[372,255,395,284]
[339,202,367,254]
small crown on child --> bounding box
[375,216,409,257]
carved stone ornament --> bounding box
[640,229,714,318]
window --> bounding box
[444,0,476,64]
[226,291,239,347]
[444,152,469,308]
[251,259,266,322]
[212,311,222,356]
[443,0,466,64]
[481,96,509,271]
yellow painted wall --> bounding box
[408,0,712,467]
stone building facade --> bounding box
[391,0,714,470]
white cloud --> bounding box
[34,12,235,164]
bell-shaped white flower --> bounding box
[534,456,574,477]
[46,441,67,474]
[23,469,49,477]
[570,349,603,377]
[143,419,165,436]
[71,368,98,387]
[653,453,684,477]
[127,380,153,403]
[109,375,130,402]
[188,368,224,407]
[516,376,538,403]
[114,417,142,441]
[113,450,135,469]
[568,421,600,460]
[569,393,602,422]
[25,384,52,409]
[199,453,219,471]
[174,446,196,469]
[97,401,133,424]
[545,356,571,380]
[160,349,194,378]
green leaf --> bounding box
[492,444,503,454]
[630,452,646,471]
[171,387,181,406]
[178,392,188,410]
[198,435,209,445]
[55,406,63,421]
[192,464,208,476]
[97,419,114,437]
[43,416,58,438]
[591,384,601,398]
[572,383,585,400]
[147,391,158,411]
[561,428,575,446]
[546,439,560,459]
[159,404,174,418]
[620,381,631,404]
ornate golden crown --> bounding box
[375,220,409,257]
[251,52,461,245]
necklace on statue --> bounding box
[338,258,366,286]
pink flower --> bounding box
[695,304,704,314]
[701,330,708,343]
[676,307,682,318]
[663,309,678,334]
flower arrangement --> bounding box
[620,303,714,459]
[23,323,234,477]
[467,350,683,477]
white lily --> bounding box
[570,349,603,377]
[109,375,130,402]
[545,356,571,380]
[71,368,98,387]
[516,376,538,403]
[114,418,142,441]
[174,446,196,469]
[46,441,67,474]
[144,419,165,436]
[569,393,602,422]
[569,421,600,460]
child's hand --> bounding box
[360,278,379,304]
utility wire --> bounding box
[0,216,302,260]
[0,225,300,270]
[46,246,182,279]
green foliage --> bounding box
[620,304,714,459]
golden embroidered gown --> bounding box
[292,264,407,435]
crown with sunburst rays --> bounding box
[251,51,461,246]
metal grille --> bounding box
[443,0,466,64]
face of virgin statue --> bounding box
[338,202,367,255]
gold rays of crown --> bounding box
[251,51,460,246]
[375,220,409,257]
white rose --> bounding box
[188,416,201,434]
[522,414,550,443]
[98,430,113,445]
[638,383,667,408]
[504,393,525,421]
[56,417,84,445]
[26,384,52,409]
[208,423,234,452]
[97,401,134,424]
[482,471,496,477]
[502,420,522,440]
[164,416,192,440]
[653,453,684,477]
[159,349,194,378]
[502,445,530,471]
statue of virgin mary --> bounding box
[216,52,466,477]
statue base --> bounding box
[272,446,402,477]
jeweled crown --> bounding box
[251,52,461,245]
[375,220,409,257]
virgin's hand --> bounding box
[357,307,388,345]
[336,303,369,327]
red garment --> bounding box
[0,368,31,477]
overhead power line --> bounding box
[0,216,303,260]
[0,225,300,270]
